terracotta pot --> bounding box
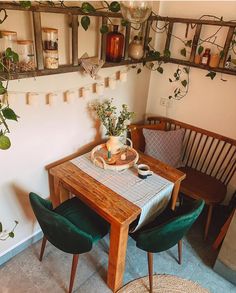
[209,54,220,68]
[194,54,201,64]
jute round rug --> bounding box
[117,274,211,293]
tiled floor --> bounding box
[1,209,236,293]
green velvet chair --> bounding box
[29,192,109,293]
[130,199,204,293]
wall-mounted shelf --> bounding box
[0,2,236,80]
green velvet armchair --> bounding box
[130,199,204,293]
[29,192,109,293]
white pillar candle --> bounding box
[109,78,116,90]
[64,91,75,103]
[96,83,104,95]
[120,71,128,82]
[26,92,39,106]
[81,87,90,98]
[46,93,56,106]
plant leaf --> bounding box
[180,48,187,57]
[181,80,187,87]
[81,16,90,31]
[19,1,31,8]
[197,45,204,55]
[100,25,109,34]
[8,231,14,238]
[81,2,96,13]
[183,67,189,74]
[137,68,142,74]
[185,40,192,47]
[0,83,6,94]
[157,67,163,74]
[206,71,216,80]
[109,1,120,12]
[2,108,19,121]
[168,96,173,99]
[220,50,225,59]
[163,49,171,58]
[121,19,128,27]
[0,222,2,233]
[169,78,172,82]
[0,135,11,150]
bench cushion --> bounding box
[143,128,185,168]
[179,166,227,204]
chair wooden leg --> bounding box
[178,239,182,265]
[147,252,153,293]
[39,236,47,261]
[204,204,213,240]
[69,254,79,293]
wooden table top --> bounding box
[49,152,185,226]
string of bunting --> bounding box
[7,70,129,106]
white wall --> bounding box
[147,1,236,138]
[0,8,151,255]
[147,1,236,201]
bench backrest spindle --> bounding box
[144,117,236,188]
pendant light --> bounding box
[120,1,153,24]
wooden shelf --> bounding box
[4,58,154,80]
[3,57,236,81]
[1,2,236,80]
[163,58,236,76]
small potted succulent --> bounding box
[92,99,134,154]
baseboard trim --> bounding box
[214,259,236,285]
[0,230,43,266]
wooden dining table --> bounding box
[47,152,185,292]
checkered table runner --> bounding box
[71,153,174,231]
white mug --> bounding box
[137,164,153,179]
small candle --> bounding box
[107,147,111,160]
[121,153,126,160]
[120,71,127,82]
[109,78,116,89]
[96,83,104,95]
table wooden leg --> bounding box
[59,183,70,203]
[171,181,181,210]
[50,175,61,208]
[107,223,129,292]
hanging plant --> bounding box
[0,45,20,150]
[0,221,18,241]
[168,66,190,100]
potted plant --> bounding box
[92,99,134,154]
[194,45,204,64]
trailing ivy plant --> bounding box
[0,221,18,241]
[168,66,190,100]
[19,1,123,32]
[0,48,20,150]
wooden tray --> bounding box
[91,143,139,171]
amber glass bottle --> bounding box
[106,25,124,63]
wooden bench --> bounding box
[129,116,236,239]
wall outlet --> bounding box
[160,98,170,107]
